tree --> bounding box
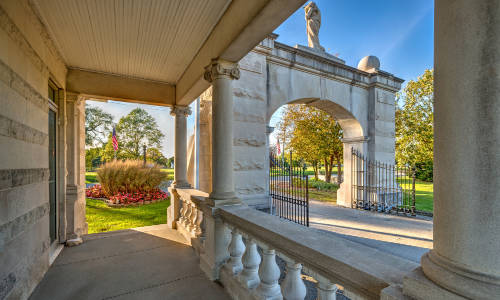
[85,147,103,171]
[85,104,113,147]
[115,108,165,159]
[147,147,168,167]
[278,105,343,184]
[395,69,434,177]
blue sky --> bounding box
[89,0,434,157]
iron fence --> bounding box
[351,149,416,216]
[269,151,309,226]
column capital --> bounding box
[170,105,192,117]
[203,59,240,83]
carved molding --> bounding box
[204,59,240,83]
[170,105,192,117]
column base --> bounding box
[419,250,500,300]
[170,181,191,189]
[207,191,242,207]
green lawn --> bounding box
[86,198,170,234]
[160,168,174,180]
[85,172,98,183]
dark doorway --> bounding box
[48,87,57,242]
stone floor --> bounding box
[29,224,230,300]
[309,200,433,263]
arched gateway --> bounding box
[191,34,403,208]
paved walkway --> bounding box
[309,200,433,263]
[30,225,230,300]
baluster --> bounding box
[226,227,245,275]
[180,201,187,225]
[281,259,306,300]
[194,209,203,236]
[238,238,261,289]
[188,203,197,232]
[256,248,282,299]
[316,276,338,300]
[183,202,193,227]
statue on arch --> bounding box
[304,1,325,51]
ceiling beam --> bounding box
[66,69,175,106]
[175,0,307,106]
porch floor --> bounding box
[29,224,230,300]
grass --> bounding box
[414,180,434,212]
[86,198,170,234]
[160,168,174,180]
[85,172,98,184]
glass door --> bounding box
[48,106,57,242]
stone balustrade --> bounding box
[170,188,419,299]
[174,188,208,245]
[217,205,419,300]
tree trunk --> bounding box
[313,162,319,180]
[324,157,331,183]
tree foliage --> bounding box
[115,108,164,159]
[278,105,343,183]
[395,69,434,172]
[85,104,114,147]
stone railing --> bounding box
[217,205,418,300]
[169,189,418,299]
[173,188,208,245]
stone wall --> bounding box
[0,1,67,299]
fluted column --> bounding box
[204,59,241,206]
[170,106,192,188]
[418,1,500,299]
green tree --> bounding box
[85,147,103,171]
[278,105,343,183]
[115,108,165,159]
[147,147,168,167]
[395,69,434,175]
[85,104,113,147]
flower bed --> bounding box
[85,184,168,207]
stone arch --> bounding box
[267,97,365,139]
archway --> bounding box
[267,97,366,208]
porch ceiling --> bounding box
[32,0,231,84]
[31,0,307,106]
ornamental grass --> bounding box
[97,160,166,197]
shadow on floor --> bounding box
[29,225,230,300]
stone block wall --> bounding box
[0,1,67,299]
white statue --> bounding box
[304,2,324,51]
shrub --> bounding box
[97,160,166,197]
[309,178,339,191]
[415,160,433,182]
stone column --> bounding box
[416,1,500,299]
[266,126,274,210]
[64,92,87,246]
[203,59,241,206]
[336,136,368,207]
[170,106,192,188]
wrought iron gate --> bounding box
[351,149,416,215]
[269,151,309,226]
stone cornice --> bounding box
[204,59,240,83]
[170,106,192,117]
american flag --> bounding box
[112,127,118,151]
[276,138,281,155]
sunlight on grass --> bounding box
[86,198,170,234]
[160,168,174,180]
[85,172,98,184]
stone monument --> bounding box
[295,2,345,64]
[305,1,324,51]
